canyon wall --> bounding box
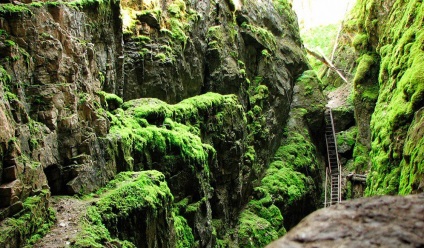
[0,0,325,247]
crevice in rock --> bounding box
[44,164,63,195]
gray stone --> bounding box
[267,194,424,248]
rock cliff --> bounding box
[0,0,326,247]
[323,0,423,197]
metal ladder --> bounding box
[324,108,342,207]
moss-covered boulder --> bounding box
[74,171,178,248]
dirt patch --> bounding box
[34,196,95,247]
[326,83,352,108]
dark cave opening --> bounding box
[44,164,63,195]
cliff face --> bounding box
[0,0,325,247]
[326,0,423,197]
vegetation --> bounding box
[241,22,277,52]
[366,0,424,195]
[0,191,55,247]
[238,69,325,247]
[75,171,172,247]
[300,23,340,71]
[0,4,31,16]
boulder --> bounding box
[267,194,424,248]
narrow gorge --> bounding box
[0,0,422,247]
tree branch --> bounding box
[305,46,349,84]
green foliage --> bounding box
[0,4,31,16]
[300,23,339,71]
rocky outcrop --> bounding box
[74,171,177,248]
[0,0,324,246]
[321,0,423,197]
[266,193,424,248]
[236,70,326,247]
[0,0,122,244]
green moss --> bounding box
[97,91,123,110]
[132,35,151,43]
[96,171,172,220]
[173,212,194,248]
[207,26,224,49]
[337,126,358,149]
[398,109,424,195]
[352,33,369,51]
[366,0,424,195]
[155,52,167,62]
[68,0,103,9]
[241,22,277,52]
[238,210,279,248]
[0,4,31,16]
[76,171,172,247]
[0,191,55,247]
[238,106,320,246]
[352,141,369,172]
[353,53,376,85]
[0,65,11,85]
[108,92,241,174]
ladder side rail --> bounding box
[328,108,342,203]
[324,121,333,207]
